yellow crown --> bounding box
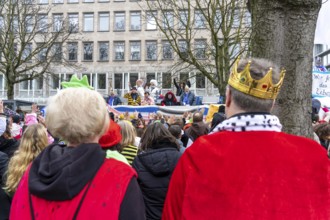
[228,57,286,99]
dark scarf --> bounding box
[29,143,105,201]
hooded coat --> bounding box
[132,142,181,220]
[10,143,145,220]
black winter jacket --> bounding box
[132,143,181,220]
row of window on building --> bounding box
[0,72,207,93]
[0,8,248,34]
[17,39,216,62]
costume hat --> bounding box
[99,120,122,148]
[61,74,94,89]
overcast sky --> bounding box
[315,0,330,46]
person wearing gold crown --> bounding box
[162,58,330,220]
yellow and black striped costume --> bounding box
[124,93,141,106]
[121,144,138,165]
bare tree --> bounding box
[141,0,251,96]
[248,0,322,137]
[0,0,77,99]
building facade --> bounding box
[0,0,248,104]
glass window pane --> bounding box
[114,12,125,31]
[195,39,206,59]
[68,13,79,32]
[130,41,141,60]
[99,12,109,31]
[83,42,93,61]
[53,14,63,32]
[38,14,48,32]
[162,73,171,88]
[114,73,123,89]
[99,42,109,61]
[114,42,125,60]
[162,41,173,59]
[195,10,206,28]
[146,41,157,60]
[68,42,78,61]
[130,11,141,30]
[98,74,106,89]
[163,11,174,29]
[53,43,62,62]
[146,11,157,30]
[179,10,188,29]
[196,73,205,88]
[84,13,94,32]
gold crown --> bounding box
[228,57,286,99]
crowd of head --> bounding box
[0,57,329,220]
[108,77,198,107]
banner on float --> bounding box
[312,71,330,97]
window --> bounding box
[232,9,240,28]
[146,41,157,60]
[53,43,62,62]
[129,73,138,88]
[26,15,34,33]
[114,12,125,31]
[37,44,47,61]
[53,14,63,32]
[229,41,240,59]
[162,41,173,60]
[114,73,123,89]
[243,10,251,27]
[68,0,79,3]
[37,14,48,32]
[83,13,94,32]
[180,73,189,83]
[68,13,79,32]
[195,10,206,28]
[13,16,18,33]
[130,11,141,30]
[196,73,205,88]
[35,77,44,90]
[163,11,174,29]
[179,10,188,30]
[114,41,125,61]
[53,0,63,3]
[179,40,188,58]
[83,42,93,61]
[51,74,60,89]
[83,0,94,2]
[97,74,106,89]
[146,11,157,30]
[162,73,171,88]
[67,42,78,61]
[20,77,32,90]
[130,41,141,60]
[22,43,32,60]
[215,9,221,29]
[99,12,109,31]
[195,39,206,59]
[99,42,109,61]
[38,0,48,3]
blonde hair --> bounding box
[5,124,48,194]
[117,120,137,147]
[45,88,109,144]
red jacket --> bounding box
[10,159,136,220]
[162,131,330,220]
